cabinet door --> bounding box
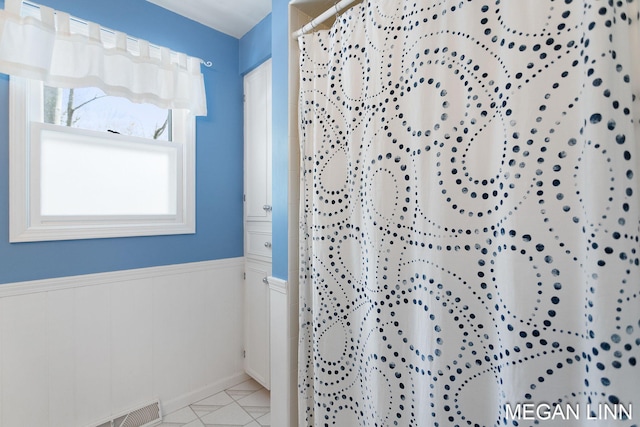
[244,260,271,389]
[244,59,272,222]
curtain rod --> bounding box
[291,0,358,39]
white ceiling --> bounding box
[146,0,272,39]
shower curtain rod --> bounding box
[291,0,359,39]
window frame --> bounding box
[9,76,196,242]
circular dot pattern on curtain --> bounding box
[298,1,640,426]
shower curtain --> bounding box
[298,1,640,426]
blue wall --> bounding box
[239,14,272,76]
[271,0,289,280]
[0,0,244,284]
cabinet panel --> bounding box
[244,260,271,389]
[246,229,272,261]
[244,59,272,222]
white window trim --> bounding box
[9,76,196,242]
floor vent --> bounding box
[93,401,162,427]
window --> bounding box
[43,86,172,140]
[9,77,196,242]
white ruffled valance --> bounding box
[0,0,207,116]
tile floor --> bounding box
[158,378,270,427]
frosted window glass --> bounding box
[39,128,178,216]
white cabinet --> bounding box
[244,59,272,222]
[244,259,271,388]
[243,59,272,389]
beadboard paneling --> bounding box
[0,258,246,427]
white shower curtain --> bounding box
[298,1,640,426]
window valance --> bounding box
[0,0,207,116]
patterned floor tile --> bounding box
[237,389,270,408]
[194,391,235,406]
[163,407,199,424]
[199,402,253,426]
[192,409,215,418]
[160,379,270,427]
[225,379,263,401]
[226,379,263,392]
[241,406,269,419]
[191,405,225,418]
[225,389,255,401]
[255,412,270,427]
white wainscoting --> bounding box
[269,275,297,427]
[0,258,248,427]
